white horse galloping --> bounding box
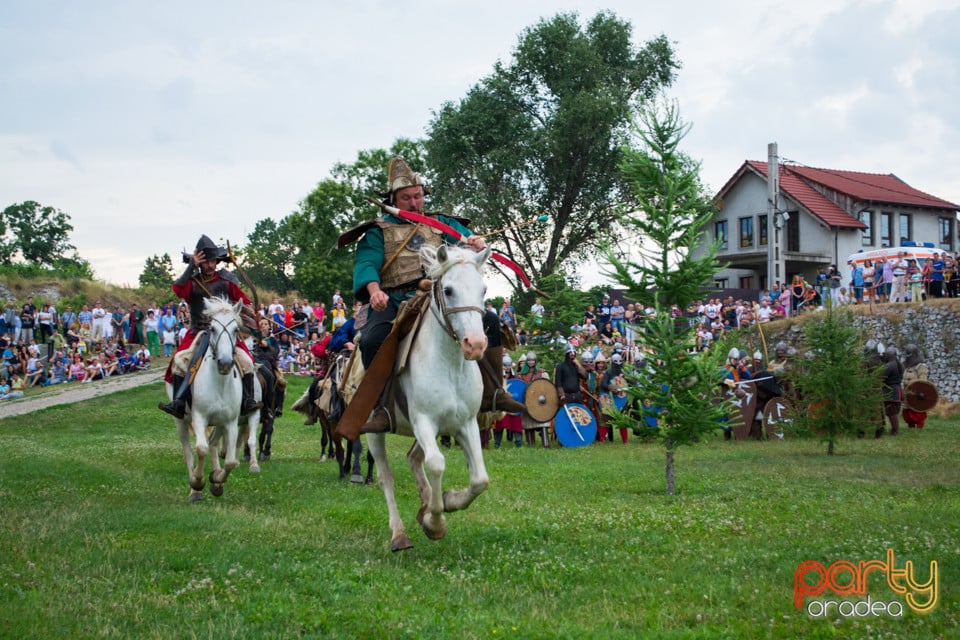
[366,244,492,551]
[169,296,260,502]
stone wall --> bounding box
[756,301,960,403]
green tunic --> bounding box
[353,214,473,305]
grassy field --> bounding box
[0,374,957,639]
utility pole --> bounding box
[766,143,784,290]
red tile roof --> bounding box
[720,161,960,230]
[784,165,959,210]
[738,161,866,229]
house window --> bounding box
[739,217,753,248]
[880,212,892,248]
[714,278,728,289]
[739,275,753,289]
[758,215,768,246]
[859,210,874,245]
[939,217,954,251]
[786,213,800,252]
[899,214,912,244]
[715,220,728,250]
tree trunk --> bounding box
[828,438,835,455]
[665,439,675,495]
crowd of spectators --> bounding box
[0,297,160,399]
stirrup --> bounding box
[158,401,186,420]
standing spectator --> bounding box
[19,302,36,346]
[890,252,909,303]
[610,299,625,333]
[37,302,56,357]
[861,260,876,304]
[827,264,842,304]
[60,305,76,338]
[499,298,516,330]
[110,305,124,342]
[790,275,805,313]
[530,297,545,327]
[597,294,612,329]
[331,289,342,309]
[879,259,894,303]
[2,301,17,341]
[144,310,161,357]
[583,304,596,328]
[907,259,923,304]
[127,303,144,347]
[944,254,958,298]
[848,261,864,305]
[929,254,945,298]
[91,300,108,344]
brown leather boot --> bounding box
[360,407,393,434]
[303,403,319,426]
[480,346,527,414]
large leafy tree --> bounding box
[139,253,175,289]
[0,201,76,266]
[604,102,727,495]
[242,218,297,294]
[425,11,679,293]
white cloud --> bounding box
[1,0,958,290]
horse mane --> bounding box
[420,245,480,279]
[202,296,240,321]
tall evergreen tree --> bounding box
[604,101,728,495]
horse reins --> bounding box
[429,270,484,344]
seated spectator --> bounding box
[83,357,105,383]
[0,374,25,400]
[68,355,86,381]
[48,359,66,385]
[26,354,48,387]
[135,352,150,371]
[100,353,118,377]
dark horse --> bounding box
[293,352,374,484]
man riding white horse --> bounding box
[158,235,261,419]
[335,156,526,437]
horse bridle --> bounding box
[207,316,238,364]
[429,272,485,344]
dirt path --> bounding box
[0,368,166,419]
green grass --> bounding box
[1,375,957,639]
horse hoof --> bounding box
[210,483,224,497]
[320,454,327,462]
[249,463,260,473]
[190,479,205,492]
[350,474,363,484]
[391,535,414,552]
[416,505,446,540]
[189,490,204,502]
[242,454,250,463]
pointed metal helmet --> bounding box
[195,234,220,260]
[385,156,429,201]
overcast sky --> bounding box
[2,0,958,295]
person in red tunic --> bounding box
[158,235,260,419]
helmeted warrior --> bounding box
[901,343,930,429]
[158,234,261,419]
[336,157,525,435]
[879,344,904,437]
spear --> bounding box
[476,215,550,239]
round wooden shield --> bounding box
[506,378,527,415]
[723,381,757,441]
[554,403,597,447]
[525,378,560,423]
[761,396,794,440]
[904,379,938,412]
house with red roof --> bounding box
[708,160,959,291]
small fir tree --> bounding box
[603,101,730,495]
[790,306,882,454]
